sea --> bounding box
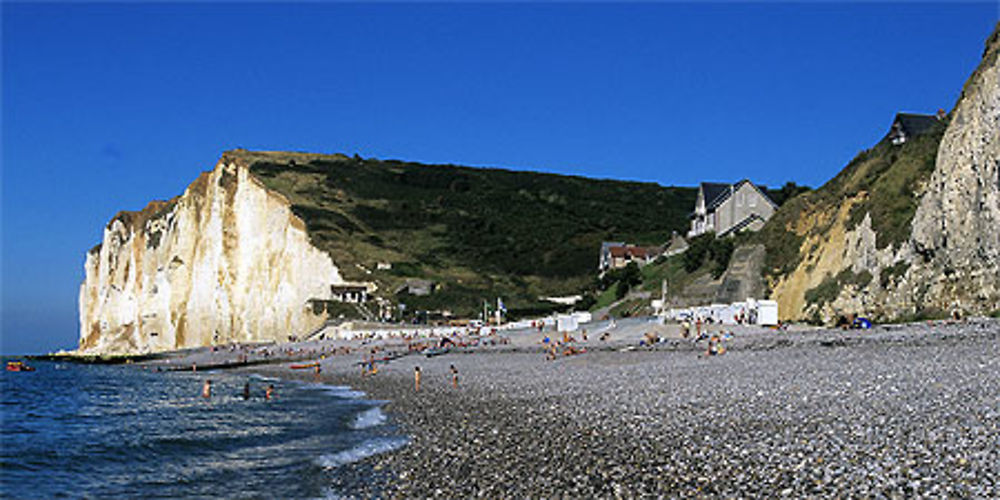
[0,360,408,499]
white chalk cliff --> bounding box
[909,25,1000,313]
[79,153,343,354]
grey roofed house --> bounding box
[888,112,941,145]
[662,231,689,257]
[394,278,435,296]
[689,180,778,238]
[699,182,731,211]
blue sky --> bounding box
[2,3,997,354]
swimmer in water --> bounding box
[450,364,459,388]
[242,382,250,400]
[202,379,212,398]
[414,366,421,392]
[265,384,274,400]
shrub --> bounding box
[880,260,911,288]
[682,233,734,278]
[709,237,734,279]
[804,268,875,306]
[683,233,714,273]
[805,275,841,306]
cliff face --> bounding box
[78,147,698,354]
[909,25,1000,313]
[762,23,1000,322]
[78,154,343,354]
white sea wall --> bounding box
[78,155,343,354]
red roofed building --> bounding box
[600,243,661,271]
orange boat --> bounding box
[289,362,320,370]
[6,361,35,372]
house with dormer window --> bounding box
[688,180,777,238]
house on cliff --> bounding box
[688,180,777,238]
[888,112,944,145]
[330,282,375,303]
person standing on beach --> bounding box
[202,380,212,398]
[450,364,459,388]
[414,366,422,392]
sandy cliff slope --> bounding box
[763,23,1000,322]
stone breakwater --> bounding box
[79,153,342,355]
[323,321,999,497]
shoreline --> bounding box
[129,317,999,496]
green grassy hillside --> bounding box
[755,119,946,284]
[233,150,696,318]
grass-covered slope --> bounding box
[232,150,695,317]
[752,117,946,320]
[758,120,945,276]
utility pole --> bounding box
[660,278,668,315]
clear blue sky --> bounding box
[2,3,997,354]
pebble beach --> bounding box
[156,318,1000,497]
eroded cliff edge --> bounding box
[79,152,343,354]
[909,25,1000,313]
[762,23,1000,322]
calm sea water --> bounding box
[0,360,407,499]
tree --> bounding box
[683,233,714,272]
[770,181,812,206]
[709,237,734,278]
[611,262,643,300]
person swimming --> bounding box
[414,366,422,392]
[242,382,250,400]
[450,364,458,388]
[265,384,274,400]
[202,379,212,398]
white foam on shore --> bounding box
[321,385,366,399]
[249,374,279,382]
[349,406,387,430]
[318,437,409,468]
[294,381,367,399]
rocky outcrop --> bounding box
[764,23,1000,322]
[78,153,343,354]
[908,25,1000,314]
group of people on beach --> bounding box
[541,331,588,360]
[679,317,734,357]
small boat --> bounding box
[6,361,35,372]
[289,362,320,370]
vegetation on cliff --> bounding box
[235,150,696,318]
[755,119,946,283]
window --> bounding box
[749,193,757,207]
